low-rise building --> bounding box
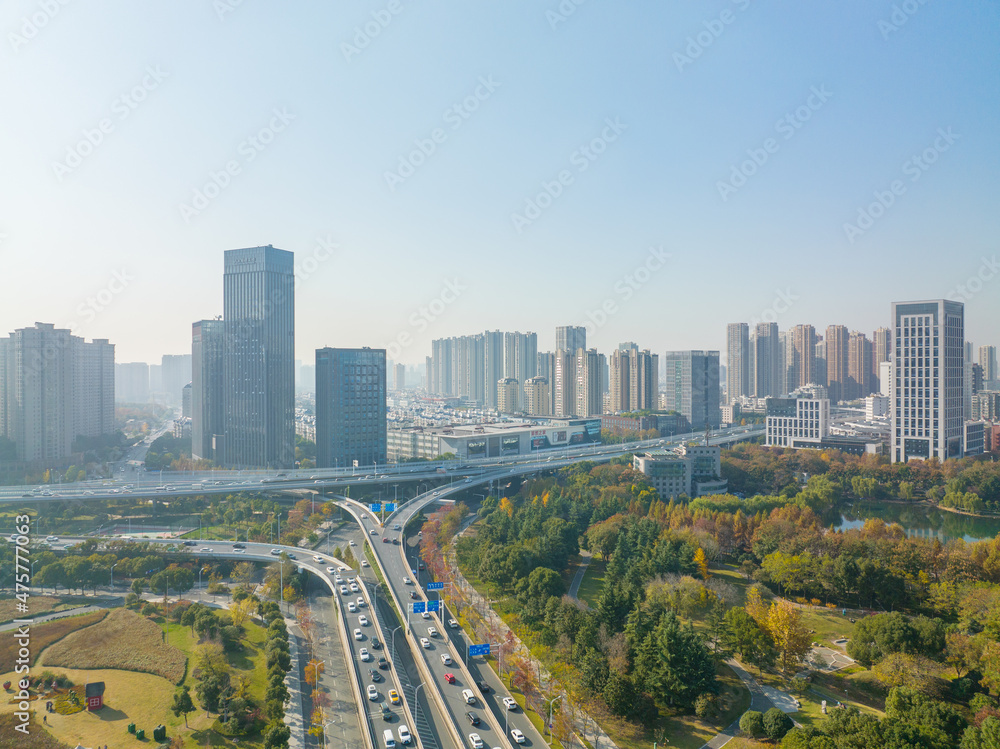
[765,397,829,448]
[387,418,601,461]
[632,444,727,500]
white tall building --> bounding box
[523,376,551,416]
[891,300,965,463]
[765,396,830,447]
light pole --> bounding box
[546,695,563,737]
[110,562,119,592]
[321,717,336,749]
[199,565,209,591]
[389,624,402,657]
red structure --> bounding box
[85,681,105,711]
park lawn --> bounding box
[575,557,606,608]
[0,611,107,672]
[0,712,72,749]
[0,596,94,625]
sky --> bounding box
[1,0,998,366]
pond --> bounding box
[834,502,1000,544]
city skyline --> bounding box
[1,3,997,363]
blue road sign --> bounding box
[412,601,426,613]
[426,582,444,591]
[385,503,397,511]
[468,643,490,657]
[369,503,382,512]
[427,599,440,612]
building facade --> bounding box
[315,347,387,469]
[632,445,727,499]
[765,396,830,448]
[663,350,721,430]
[726,322,750,404]
[192,319,225,461]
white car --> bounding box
[440,653,452,665]
[421,611,430,620]
[354,628,363,640]
[340,585,348,595]
[468,733,484,749]
[361,560,369,567]
[359,615,369,626]
[462,689,475,704]
[403,577,411,585]
[45,535,59,542]
[398,725,412,745]
[510,728,525,744]
[427,627,438,637]
[348,602,357,613]
[350,583,359,593]
[349,540,356,546]
[313,555,323,562]
[270,549,281,555]
[420,638,430,648]
[448,619,459,629]
[367,684,378,701]
[369,529,377,535]
[503,697,518,711]
[360,648,371,661]
[357,597,365,608]
[327,566,337,574]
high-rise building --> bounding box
[664,350,721,430]
[980,345,998,387]
[608,349,630,413]
[181,383,192,418]
[221,245,295,469]
[790,324,817,391]
[537,351,555,414]
[609,347,658,413]
[192,319,225,461]
[394,363,406,391]
[574,348,602,417]
[483,330,505,409]
[726,323,750,404]
[315,347,386,469]
[891,300,965,463]
[497,378,520,413]
[752,323,780,398]
[0,323,114,464]
[115,362,149,403]
[523,376,550,416]
[555,325,586,354]
[825,325,850,403]
[814,339,827,388]
[873,327,891,392]
[848,331,874,399]
[160,354,192,407]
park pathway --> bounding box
[567,549,593,601]
[700,660,776,749]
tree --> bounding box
[131,577,147,596]
[603,672,635,717]
[171,685,195,728]
[847,612,917,668]
[694,547,709,580]
[740,710,764,738]
[767,599,812,675]
[872,653,939,696]
[634,611,716,710]
[764,707,794,740]
[264,724,291,749]
[723,607,776,672]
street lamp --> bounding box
[321,717,336,749]
[389,624,403,657]
[546,695,563,737]
[110,562,119,592]
[199,565,209,591]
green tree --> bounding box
[634,611,716,709]
[171,685,195,728]
[764,707,794,740]
[740,710,764,738]
[603,672,635,717]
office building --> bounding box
[221,245,295,469]
[523,376,551,416]
[115,362,149,403]
[980,345,998,389]
[316,347,387,469]
[394,363,406,391]
[633,445,727,500]
[387,418,600,461]
[192,319,225,461]
[663,350,721,430]
[891,299,965,463]
[825,325,850,403]
[726,323,750,404]
[765,396,830,448]
[555,326,586,354]
[752,323,780,398]
[0,323,114,464]
[160,354,192,406]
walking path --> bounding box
[0,600,121,631]
[285,621,307,749]
[700,660,776,749]
[567,550,593,601]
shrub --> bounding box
[739,710,764,738]
[764,707,793,740]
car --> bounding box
[510,728,525,744]
[359,615,369,626]
[357,596,366,608]
[380,702,393,721]
[465,712,480,726]
[200,547,212,553]
[270,548,281,555]
[45,535,59,542]
[369,529,378,535]
[418,562,425,570]
[359,648,371,661]
[503,697,518,711]
[340,585,348,594]
[393,538,400,545]
[350,583,359,593]
[448,618,459,628]
[313,555,323,562]
[393,524,402,530]
[382,537,390,543]
[369,668,382,682]
[398,725,412,745]
[403,577,411,585]
[419,638,430,648]
[389,688,400,704]
[462,689,475,704]
[421,612,430,620]
[286,553,297,560]
[361,560,369,567]
[354,628,363,640]
[468,733,484,749]
[367,684,379,701]
[349,540,356,546]
[428,627,438,637]
[476,680,491,693]
[327,566,337,574]
[444,672,456,684]
[440,653,452,665]
[233,547,246,553]
[409,591,418,600]
[378,656,389,670]
[183,540,198,546]
[371,637,382,650]
[348,602,357,613]
[334,574,343,583]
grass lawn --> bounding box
[0,596,95,625]
[575,557,606,608]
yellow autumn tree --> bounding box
[229,596,254,626]
[499,496,515,518]
[766,599,811,675]
[745,584,769,627]
[694,547,709,580]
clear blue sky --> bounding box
[1,0,997,365]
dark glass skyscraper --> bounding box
[315,347,386,469]
[663,350,721,431]
[221,245,295,469]
[191,318,225,461]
